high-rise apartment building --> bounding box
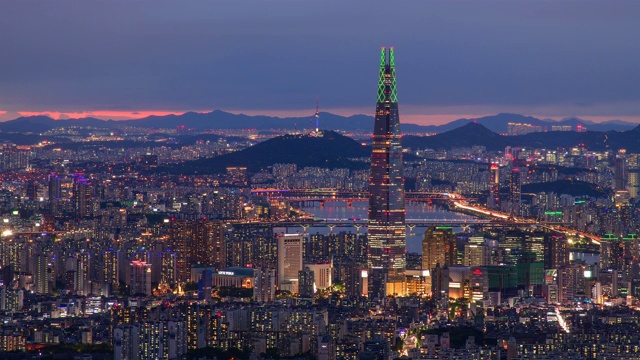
[103,248,119,288]
[254,267,277,303]
[48,174,62,216]
[509,167,522,216]
[615,149,627,191]
[367,47,406,298]
[34,253,50,295]
[169,219,225,285]
[0,144,29,171]
[74,251,90,296]
[628,168,640,199]
[72,174,93,218]
[544,234,568,269]
[130,260,152,296]
[298,267,315,298]
[489,164,500,209]
[191,220,225,268]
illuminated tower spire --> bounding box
[368,47,406,298]
[315,96,320,133]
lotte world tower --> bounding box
[367,47,406,298]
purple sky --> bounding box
[0,0,639,124]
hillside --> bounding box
[521,180,610,198]
[403,122,512,151]
[404,123,640,152]
[160,130,371,174]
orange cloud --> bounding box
[16,110,193,120]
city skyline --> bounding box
[1,2,640,359]
[1,1,639,124]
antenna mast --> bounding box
[315,96,320,133]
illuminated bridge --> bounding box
[232,218,523,233]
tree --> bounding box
[183,281,198,292]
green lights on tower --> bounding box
[390,47,398,103]
[377,47,386,103]
[376,47,398,104]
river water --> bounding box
[280,201,478,253]
[285,201,600,264]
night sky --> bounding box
[1,0,639,124]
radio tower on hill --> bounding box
[310,96,323,137]
[315,97,320,133]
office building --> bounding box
[464,244,491,267]
[422,226,457,295]
[422,226,457,271]
[278,234,304,293]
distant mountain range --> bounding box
[404,122,640,152]
[0,111,637,134]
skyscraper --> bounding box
[488,163,500,209]
[48,174,62,216]
[72,174,93,218]
[422,226,457,295]
[34,253,50,295]
[615,149,627,191]
[277,234,304,293]
[509,167,521,216]
[367,47,406,297]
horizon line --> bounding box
[1,109,640,126]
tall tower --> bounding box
[615,149,627,191]
[509,167,521,217]
[367,47,406,297]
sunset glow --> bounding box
[14,110,194,121]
